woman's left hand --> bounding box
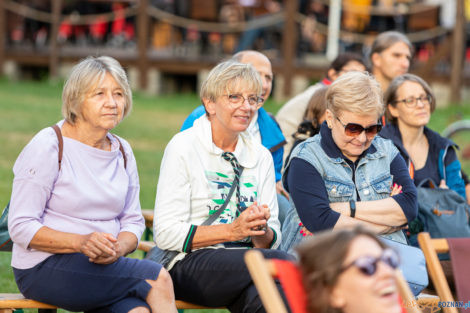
[439,180,449,189]
[249,202,270,231]
[89,232,138,264]
[89,234,123,264]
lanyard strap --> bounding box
[202,165,244,226]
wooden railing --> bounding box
[0,0,466,101]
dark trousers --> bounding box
[13,253,162,312]
[169,248,293,313]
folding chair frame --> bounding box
[417,232,458,313]
[244,250,421,313]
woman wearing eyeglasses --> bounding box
[380,73,466,199]
[297,227,402,313]
[152,60,291,312]
[281,71,417,253]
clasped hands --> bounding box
[230,201,270,241]
[79,232,122,264]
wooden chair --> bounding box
[244,250,424,313]
[417,232,459,313]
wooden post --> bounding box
[450,0,465,105]
[281,0,298,98]
[49,0,62,80]
[0,0,5,75]
[326,0,341,61]
[137,0,149,90]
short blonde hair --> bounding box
[200,60,262,103]
[62,56,132,124]
[326,71,384,118]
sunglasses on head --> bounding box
[341,249,399,276]
[336,117,382,138]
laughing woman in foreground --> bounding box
[297,227,402,313]
[8,56,177,313]
[152,60,291,312]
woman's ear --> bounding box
[328,69,339,81]
[203,98,216,116]
[329,285,346,309]
[325,109,334,128]
[387,103,399,119]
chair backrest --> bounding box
[244,250,290,313]
[417,232,458,313]
[244,250,419,313]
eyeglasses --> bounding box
[336,117,382,139]
[224,94,264,109]
[393,95,431,108]
[341,249,399,276]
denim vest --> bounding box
[280,132,406,253]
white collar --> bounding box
[194,115,258,168]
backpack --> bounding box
[0,125,127,252]
[407,179,470,253]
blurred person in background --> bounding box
[370,31,412,94]
[284,85,328,164]
[381,73,466,199]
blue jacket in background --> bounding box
[181,105,286,182]
[380,123,466,199]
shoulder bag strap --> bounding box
[50,126,127,170]
[202,167,244,226]
[112,134,127,169]
[51,125,63,170]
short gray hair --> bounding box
[200,60,262,102]
[62,56,132,124]
[326,71,384,118]
[370,31,413,61]
[384,73,436,124]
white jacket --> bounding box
[154,115,281,267]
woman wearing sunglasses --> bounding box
[280,71,417,253]
[380,73,466,199]
[297,227,402,313]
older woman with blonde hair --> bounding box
[281,71,417,253]
[297,227,402,313]
[9,56,177,313]
[152,60,291,312]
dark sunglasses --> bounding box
[340,249,399,276]
[336,117,382,138]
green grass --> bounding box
[1,77,469,312]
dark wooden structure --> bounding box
[0,0,467,101]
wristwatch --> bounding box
[349,200,356,218]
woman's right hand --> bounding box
[229,204,267,241]
[78,232,117,260]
